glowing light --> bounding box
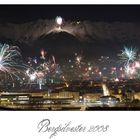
[0,56,2,62]
[118,47,137,66]
[102,84,110,96]
[56,16,63,25]
[88,67,92,71]
[115,78,119,82]
[65,83,69,87]
[99,72,102,76]
[30,73,36,81]
[0,43,23,75]
[76,57,81,62]
[76,55,82,65]
[26,69,29,74]
[118,47,138,77]
[40,49,45,59]
[125,65,136,75]
[135,61,140,68]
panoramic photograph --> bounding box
[0,5,140,110]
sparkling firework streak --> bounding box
[0,43,30,82]
[37,56,58,74]
[75,55,82,65]
[118,47,137,66]
[118,47,138,75]
[0,43,21,73]
[26,54,60,82]
[40,49,46,59]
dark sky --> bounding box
[0,5,140,23]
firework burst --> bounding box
[118,46,138,76]
[0,43,21,72]
[0,43,27,81]
[118,47,137,66]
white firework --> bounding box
[118,47,137,66]
[0,43,27,81]
[0,43,22,73]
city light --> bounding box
[102,84,110,96]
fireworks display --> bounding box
[0,43,24,76]
[118,47,137,66]
[75,53,82,66]
[1,41,140,89]
[118,47,138,76]
[117,46,140,79]
[25,49,63,89]
[0,43,21,73]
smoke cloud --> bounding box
[0,19,140,44]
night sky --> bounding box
[0,5,140,62]
[0,5,140,23]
